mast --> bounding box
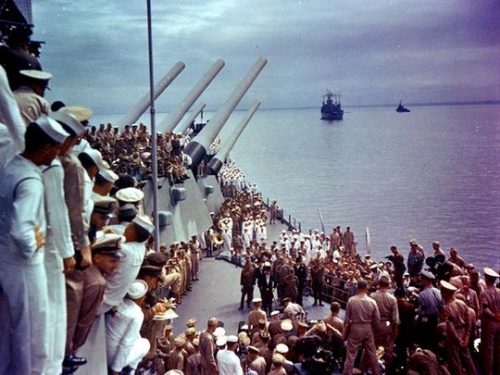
[146,0,160,251]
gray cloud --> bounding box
[32,0,500,114]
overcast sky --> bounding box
[32,0,500,114]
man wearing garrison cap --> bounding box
[343,279,381,375]
[0,116,68,374]
[479,267,500,375]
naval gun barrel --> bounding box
[184,57,267,167]
[116,61,185,129]
[173,102,206,134]
[206,101,260,175]
[160,59,225,133]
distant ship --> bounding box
[321,90,344,120]
[396,101,410,113]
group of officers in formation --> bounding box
[196,177,499,375]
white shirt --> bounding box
[42,158,75,259]
[82,170,94,226]
[216,349,243,375]
[0,154,46,265]
[98,240,146,314]
[0,66,25,154]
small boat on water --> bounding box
[396,100,410,112]
[321,90,344,120]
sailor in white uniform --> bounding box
[98,215,153,315]
[78,148,108,227]
[42,111,85,375]
[0,115,68,375]
[220,217,233,256]
[106,280,151,373]
[216,335,243,375]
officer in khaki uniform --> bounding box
[440,280,476,375]
[369,275,399,368]
[343,279,380,375]
[479,267,500,375]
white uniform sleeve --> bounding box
[0,66,25,151]
[11,178,44,259]
[43,161,75,259]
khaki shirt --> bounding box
[344,292,380,325]
[370,289,400,325]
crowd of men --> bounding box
[85,123,192,185]
[201,181,499,374]
[0,42,208,374]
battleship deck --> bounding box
[173,220,336,336]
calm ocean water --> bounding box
[93,104,500,270]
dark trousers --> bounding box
[416,314,438,351]
[240,286,253,309]
[312,283,323,305]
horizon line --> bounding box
[92,99,500,117]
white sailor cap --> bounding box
[216,336,227,346]
[60,106,93,122]
[421,270,435,280]
[484,267,500,278]
[81,148,107,171]
[115,187,144,203]
[214,326,226,337]
[127,279,148,299]
[132,214,154,234]
[248,345,259,353]
[280,319,293,332]
[19,69,52,81]
[275,343,289,354]
[440,280,457,292]
[50,111,85,136]
[227,335,238,344]
[252,297,262,304]
[35,114,69,144]
[98,168,119,183]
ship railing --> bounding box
[263,197,302,232]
